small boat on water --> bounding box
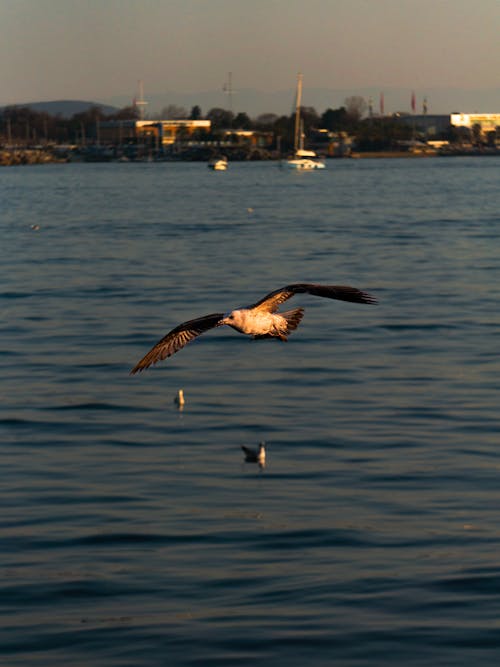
[287,74,325,171]
[208,156,228,171]
[287,148,325,171]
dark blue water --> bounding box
[2,158,500,666]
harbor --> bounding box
[2,84,500,166]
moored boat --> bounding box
[287,148,325,170]
[287,74,325,170]
[208,156,228,171]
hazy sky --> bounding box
[2,0,499,106]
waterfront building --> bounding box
[450,113,500,133]
[394,112,500,141]
[218,129,274,148]
[99,119,211,147]
[393,113,452,137]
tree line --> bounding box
[0,97,461,151]
[0,104,139,145]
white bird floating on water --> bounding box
[242,442,266,469]
[130,282,377,374]
[174,389,185,409]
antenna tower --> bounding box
[135,80,148,120]
[223,72,234,114]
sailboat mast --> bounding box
[293,73,303,153]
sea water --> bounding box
[2,157,500,666]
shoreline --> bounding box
[2,147,499,166]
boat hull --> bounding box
[286,158,325,170]
[208,159,228,171]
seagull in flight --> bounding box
[130,282,376,374]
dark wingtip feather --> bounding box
[129,361,150,375]
[360,291,378,305]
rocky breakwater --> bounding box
[0,148,67,166]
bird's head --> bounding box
[221,309,243,327]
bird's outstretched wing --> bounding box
[248,283,377,312]
[130,312,225,374]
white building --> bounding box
[450,113,500,132]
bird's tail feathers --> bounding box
[281,307,304,334]
[253,308,304,341]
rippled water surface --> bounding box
[2,158,500,665]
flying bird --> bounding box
[130,282,376,374]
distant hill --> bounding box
[1,100,119,118]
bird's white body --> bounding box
[174,389,185,408]
[223,309,290,337]
[257,443,266,467]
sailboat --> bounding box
[287,73,325,170]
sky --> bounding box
[1,0,500,113]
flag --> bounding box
[380,92,384,115]
[411,91,416,113]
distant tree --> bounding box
[189,105,202,120]
[488,126,499,147]
[0,104,145,144]
[255,113,278,129]
[446,125,469,145]
[355,117,412,151]
[71,105,107,125]
[299,106,320,132]
[233,112,252,129]
[321,107,349,131]
[107,106,139,120]
[272,114,295,151]
[2,106,38,142]
[471,123,483,146]
[206,107,234,129]
[344,96,368,122]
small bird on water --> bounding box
[130,282,377,374]
[174,389,185,409]
[242,442,266,469]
